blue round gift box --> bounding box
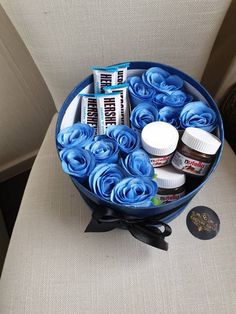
[55,61,224,223]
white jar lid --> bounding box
[141,121,179,156]
[181,127,221,155]
[154,165,186,189]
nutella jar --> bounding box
[141,121,179,167]
[154,166,186,203]
[172,127,221,176]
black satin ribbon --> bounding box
[83,194,189,251]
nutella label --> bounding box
[157,191,185,203]
[150,154,172,167]
[172,151,211,176]
[81,96,98,134]
[97,93,121,134]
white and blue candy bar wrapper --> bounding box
[80,94,98,134]
[96,92,121,135]
[103,83,130,126]
[92,66,118,93]
[114,63,130,84]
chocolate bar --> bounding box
[96,92,121,134]
[80,94,98,134]
[103,83,130,126]
[115,63,130,84]
[92,66,118,93]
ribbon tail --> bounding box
[127,224,171,251]
[85,217,119,232]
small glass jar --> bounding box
[141,121,179,167]
[172,127,221,176]
[154,166,186,203]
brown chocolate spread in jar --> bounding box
[172,127,221,176]
[154,166,186,203]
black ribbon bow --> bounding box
[83,194,187,251]
[85,206,172,250]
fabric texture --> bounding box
[0,6,56,180]
[202,0,236,97]
[0,114,236,313]
[1,0,231,110]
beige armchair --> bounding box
[0,1,236,313]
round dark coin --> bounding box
[186,206,220,240]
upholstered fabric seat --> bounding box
[0,114,235,313]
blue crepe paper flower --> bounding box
[60,148,96,182]
[106,125,140,154]
[85,138,119,163]
[57,123,95,149]
[180,101,217,132]
[130,102,159,132]
[120,149,154,178]
[142,67,183,93]
[127,76,156,107]
[110,177,157,207]
[153,90,193,108]
[89,163,125,200]
[158,106,180,129]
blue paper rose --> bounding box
[60,148,96,181]
[158,106,180,128]
[130,102,159,132]
[106,125,140,154]
[89,163,125,200]
[110,177,157,207]
[57,123,95,149]
[127,76,156,107]
[143,67,183,93]
[153,90,193,108]
[120,149,154,178]
[180,101,217,132]
[94,134,108,141]
[85,138,119,163]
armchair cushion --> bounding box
[0,114,236,313]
